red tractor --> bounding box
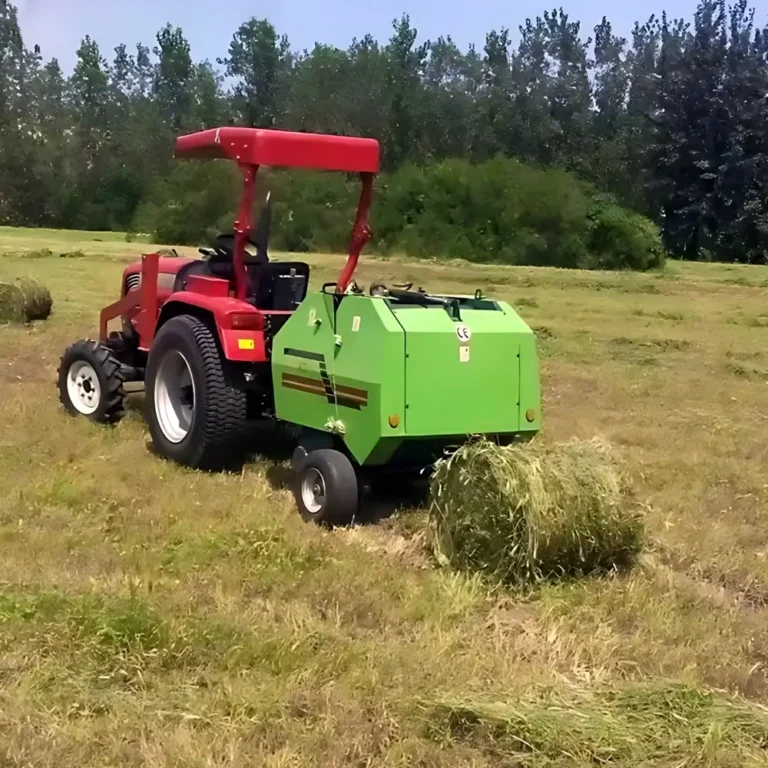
[58,126,542,525]
[58,127,378,471]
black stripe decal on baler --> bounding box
[281,347,369,411]
[318,361,336,403]
[284,348,325,362]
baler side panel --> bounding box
[332,297,405,464]
[271,295,337,435]
[497,301,541,433]
[394,306,524,437]
[518,335,542,432]
[272,295,406,466]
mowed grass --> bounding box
[2,228,768,765]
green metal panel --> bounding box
[332,296,406,464]
[273,291,541,467]
[271,294,337,435]
[272,293,407,465]
[391,304,525,437]
[494,300,541,434]
[518,336,542,434]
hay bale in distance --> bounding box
[18,277,53,320]
[428,438,643,585]
[20,247,55,259]
[0,282,26,323]
[0,278,53,323]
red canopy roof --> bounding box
[174,127,380,173]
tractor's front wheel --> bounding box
[58,339,126,424]
[145,314,246,470]
[295,449,359,527]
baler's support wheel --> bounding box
[145,314,246,470]
[58,340,126,424]
[294,449,359,527]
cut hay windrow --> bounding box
[428,437,643,585]
[0,278,53,323]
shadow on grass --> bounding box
[359,478,429,525]
[264,460,429,526]
[132,393,297,473]
[128,390,428,525]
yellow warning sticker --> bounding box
[238,338,255,350]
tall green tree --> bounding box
[593,18,629,137]
[0,0,36,223]
[153,25,194,132]
[421,36,477,159]
[652,4,726,257]
[544,9,593,169]
[2,0,768,261]
[283,44,352,134]
[384,15,430,167]
[222,18,290,127]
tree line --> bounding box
[0,0,766,266]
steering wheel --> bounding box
[199,235,264,261]
[370,281,389,297]
[370,281,416,297]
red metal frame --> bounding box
[234,163,256,302]
[337,173,374,295]
[101,128,380,360]
[185,274,229,298]
[100,252,160,348]
[177,128,380,302]
[174,127,380,174]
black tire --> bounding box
[295,449,359,527]
[145,314,246,470]
[57,339,125,424]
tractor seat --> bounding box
[173,258,310,312]
[250,262,310,311]
[173,258,219,291]
[172,233,268,292]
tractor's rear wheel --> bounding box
[295,449,359,527]
[58,339,126,424]
[145,314,246,470]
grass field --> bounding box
[2,227,768,766]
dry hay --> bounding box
[19,247,54,259]
[428,437,643,585]
[0,277,53,323]
[17,247,85,259]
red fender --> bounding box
[158,292,267,363]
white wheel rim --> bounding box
[67,361,102,415]
[154,350,195,444]
[301,468,326,515]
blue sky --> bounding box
[17,0,729,70]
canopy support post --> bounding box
[336,172,374,295]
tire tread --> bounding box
[296,448,359,526]
[148,315,246,469]
[57,339,126,424]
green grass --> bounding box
[2,226,768,765]
[428,683,768,766]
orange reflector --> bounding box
[525,409,537,423]
[388,414,400,428]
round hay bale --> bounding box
[0,282,26,323]
[0,278,53,323]
[17,277,53,321]
[428,438,643,585]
